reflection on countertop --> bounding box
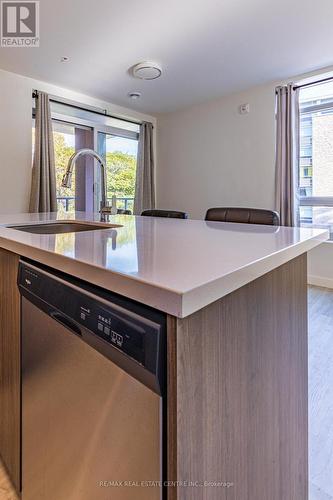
[0,211,328,317]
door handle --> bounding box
[50,311,82,336]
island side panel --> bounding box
[167,315,178,500]
[0,248,20,492]
[173,254,308,500]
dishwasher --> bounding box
[18,259,167,500]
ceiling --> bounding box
[1,0,333,114]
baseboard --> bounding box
[308,274,333,289]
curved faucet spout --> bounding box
[61,148,108,216]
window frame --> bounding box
[298,98,333,224]
[51,111,139,141]
[32,97,140,212]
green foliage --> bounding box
[106,151,136,198]
[53,134,136,209]
[53,132,75,198]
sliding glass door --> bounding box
[33,100,140,214]
[52,121,95,214]
[97,132,138,213]
[52,122,76,214]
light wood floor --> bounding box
[309,286,333,500]
[0,285,332,500]
[0,461,17,500]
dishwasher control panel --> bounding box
[18,262,165,378]
[77,299,147,366]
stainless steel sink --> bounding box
[8,221,122,235]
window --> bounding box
[97,133,138,213]
[299,80,333,239]
[53,121,76,215]
[32,98,139,213]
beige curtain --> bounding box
[134,122,155,215]
[29,91,57,213]
[275,83,300,226]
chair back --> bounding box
[141,209,188,219]
[117,209,132,215]
[205,207,280,226]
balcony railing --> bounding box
[110,197,134,212]
[56,196,134,213]
[57,196,75,212]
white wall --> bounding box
[156,83,276,219]
[0,70,32,213]
[308,242,333,288]
[156,68,333,285]
[0,68,156,214]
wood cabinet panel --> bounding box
[167,315,177,500]
[171,254,308,500]
[0,249,20,492]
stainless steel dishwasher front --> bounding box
[19,260,166,500]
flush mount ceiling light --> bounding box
[128,91,141,100]
[132,62,162,80]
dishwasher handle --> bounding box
[50,311,82,337]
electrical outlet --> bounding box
[239,103,250,114]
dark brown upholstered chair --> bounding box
[205,207,280,226]
[141,209,188,219]
[117,209,132,215]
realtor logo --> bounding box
[1,1,39,47]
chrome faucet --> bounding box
[61,148,113,220]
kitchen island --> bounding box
[0,212,328,500]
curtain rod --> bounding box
[293,75,333,91]
[32,90,144,127]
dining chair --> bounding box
[141,209,188,219]
[205,207,280,226]
[117,209,132,215]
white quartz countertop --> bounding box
[0,212,328,317]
